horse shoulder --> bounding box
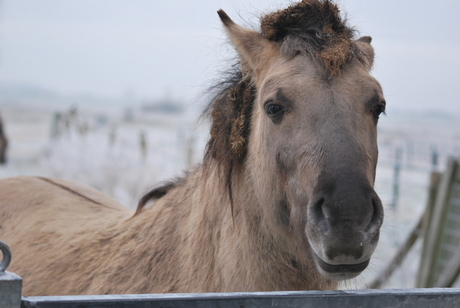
[0,176,132,295]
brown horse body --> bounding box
[0,0,385,295]
[1,171,334,295]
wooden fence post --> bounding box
[417,158,459,287]
[186,135,195,169]
[431,146,439,171]
[109,126,117,147]
[391,147,403,210]
[140,131,147,162]
[416,171,441,287]
[0,112,8,164]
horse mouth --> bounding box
[313,254,370,280]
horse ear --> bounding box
[355,36,375,69]
[218,10,278,81]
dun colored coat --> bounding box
[0,0,385,296]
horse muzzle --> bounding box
[313,252,370,280]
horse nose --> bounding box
[366,195,384,234]
[307,180,383,266]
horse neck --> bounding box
[195,162,335,291]
[130,163,335,291]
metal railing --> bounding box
[0,241,22,308]
[3,239,460,308]
[17,289,460,308]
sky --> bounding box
[0,0,459,115]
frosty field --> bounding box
[1,100,459,289]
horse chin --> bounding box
[313,253,370,281]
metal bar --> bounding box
[0,240,12,272]
[21,288,460,308]
[0,241,22,308]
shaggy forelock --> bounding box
[261,0,357,77]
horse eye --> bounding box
[265,103,285,118]
[372,104,386,118]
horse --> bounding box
[0,112,7,164]
[0,0,385,295]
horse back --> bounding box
[0,176,132,295]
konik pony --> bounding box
[0,0,385,295]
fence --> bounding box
[363,158,460,290]
[417,158,460,287]
[0,242,22,308]
[17,289,460,308]
[2,241,460,308]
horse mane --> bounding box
[135,177,185,215]
[138,0,360,210]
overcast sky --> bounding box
[0,0,459,115]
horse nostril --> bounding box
[365,196,383,233]
[312,197,328,232]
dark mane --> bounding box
[202,70,255,209]
[135,178,184,215]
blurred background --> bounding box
[0,0,459,290]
